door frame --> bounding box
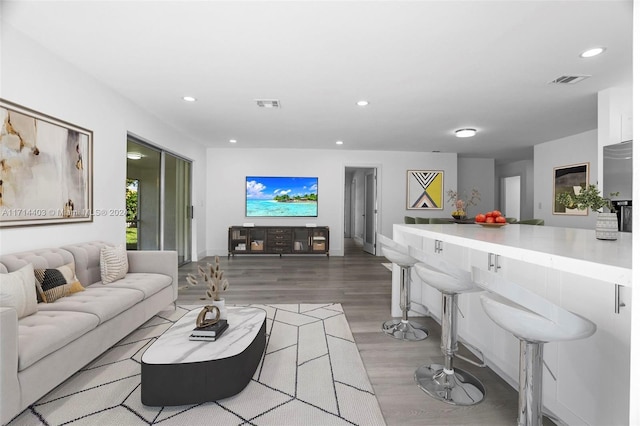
[127,134,193,264]
[342,164,382,256]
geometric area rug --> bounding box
[8,303,387,425]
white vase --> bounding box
[210,298,227,320]
[595,212,618,240]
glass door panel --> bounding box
[163,153,192,265]
[293,228,310,253]
[127,140,161,250]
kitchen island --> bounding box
[391,223,632,426]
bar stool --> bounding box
[409,246,485,406]
[378,234,429,341]
[471,267,596,426]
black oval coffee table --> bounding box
[141,306,267,406]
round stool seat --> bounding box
[413,263,475,294]
[378,234,418,267]
[381,246,418,267]
[479,293,596,343]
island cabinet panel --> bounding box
[391,223,632,426]
[549,271,631,426]
[228,226,329,257]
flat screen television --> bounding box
[246,176,318,217]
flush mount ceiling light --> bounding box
[455,128,477,138]
[182,96,197,102]
[229,139,237,144]
[356,100,369,107]
[580,47,606,58]
[127,152,143,160]
[336,140,344,145]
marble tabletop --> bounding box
[141,306,266,365]
[394,223,632,286]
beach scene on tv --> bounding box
[246,176,318,217]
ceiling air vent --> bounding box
[255,99,281,108]
[549,75,591,85]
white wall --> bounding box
[533,130,598,228]
[457,157,495,217]
[0,23,208,256]
[206,148,457,256]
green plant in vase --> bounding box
[556,184,618,213]
[556,184,620,240]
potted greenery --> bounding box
[556,184,620,240]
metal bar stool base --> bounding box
[382,319,429,341]
[415,363,485,406]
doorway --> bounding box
[501,175,521,221]
[344,166,378,255]
[126,137,192,265]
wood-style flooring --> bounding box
[177,239,537,425]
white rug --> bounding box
[9,303,386,426]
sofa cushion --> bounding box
[37,287,143,324]
[61,241,111,287]
[0,248,75,273]
[18,310,99,371]
[0,264,38,319]
[34,262,85,303]
[100,245,128,284]
[91,273,172,298]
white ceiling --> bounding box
[1,1,633,163]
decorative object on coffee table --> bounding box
[195,305,220,328]
[185,255,230,320]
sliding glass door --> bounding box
[164,153,192,265]
[126,138,192,264]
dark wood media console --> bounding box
[228,226,329,257]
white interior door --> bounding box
[502,175,521,220]
[363,169,377,255]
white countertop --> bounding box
[142,306,266,364]
[394,223,632,286]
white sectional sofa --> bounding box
[0,241,178,425]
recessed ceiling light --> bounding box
[356,100,369,107]
[127,152,143,160]
[580,47,606,58]
[229,139,237,144]
[182,96,197,102]
[336,140,344,145]
[455,128,477,138]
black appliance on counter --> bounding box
[611,200,632,232]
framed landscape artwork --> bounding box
[0,99,93,227]
[553,162,589,215]
[406,170,444,210]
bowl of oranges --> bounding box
[475,210,508,227]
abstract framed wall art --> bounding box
[406,170,444,210]
[553,162,589,215]
[0,99,93,227]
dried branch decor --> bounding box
[186,256,229,301]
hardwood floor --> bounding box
[177,239,535,425]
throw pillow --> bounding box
[0,263,38,318]
[33,262,84,303]
[100,244,128,284]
